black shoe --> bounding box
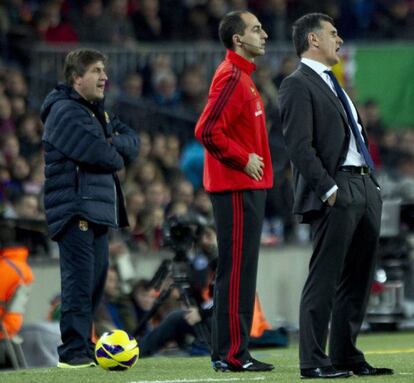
[335,362,394,376]
[57,356,96,369]
[300,366,352,379]
[213,358,274,372]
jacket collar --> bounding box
[225,50,256,75]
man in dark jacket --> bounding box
[41,48,139,368]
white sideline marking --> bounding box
[365,348,414,354]
[130,377,265,383]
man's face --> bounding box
[237,12,268,59]
[73,60,107,102]
[314,21,343,66]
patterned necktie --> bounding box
[325,70,375,170]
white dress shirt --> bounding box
[301,58,366,201]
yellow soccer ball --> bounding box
[95,329,139,371]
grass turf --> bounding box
[1,331,413,383]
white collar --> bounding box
[301,58,331,76]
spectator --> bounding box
[132,0,165,41]
[179,65,208,115]
[126,279,204,357]
[34,1,78,44]
[124,187,146,234]
[130,206,164,251]
[192,188,213,220]
[94,266,132,335]
[4,68,28,98]
[180,139,204,190]
[171,179,194,207]
[256,0,290,41]
[184,4,213,41]
[273,54,298,89]
[1,134,20,166]
[16,112,43,160]
[0,245,34,369]
[144,181,170,209]
[3,193,40,220]
[0,95,14,135]
[72,0,112,43]
[151,70,181,108]
[100,0,136,46]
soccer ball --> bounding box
[95,329,139,371]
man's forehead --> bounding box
[241,12,260,29]
[87,60,105,69]
[320,20,336,33]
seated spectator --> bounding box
[72,0,113,43]
[180,140,204,190]
[34,0,78,44]
[94,266,133,336]
[0,95,14,135]
[151,70,181,108]
[124,187,146,234]
[16,113,43,160]
[132,0,165,41]
[0,245,34,368]
[179,65,208,115]
[131,206,164,251]
[127,279,204,357]
[144,181,170,210]
[1,134,20,166]
[4,68,28,99]
[171,179,194,207]
[273,54,298,89]
[3,192,40,220]
[100,0,136,46]
[192,188,213,220]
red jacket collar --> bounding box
[225,50,256,75]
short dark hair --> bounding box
[292,13,334,57]
[218,10,247,50]
[63,48,107,86]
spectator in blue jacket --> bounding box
[40,48,139,369]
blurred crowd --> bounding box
[0,1,413,247]
[1,0,414,64]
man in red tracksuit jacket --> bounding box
[195,10,274,372]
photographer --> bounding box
[126,212,217,356]
[128,279,204,357]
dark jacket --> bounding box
[41,84,139,239]
[279,64,375,222]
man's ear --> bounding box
[308,32,319,48]
[72,73,81,86]
[232,34,242,48]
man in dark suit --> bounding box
[278,13,393,379]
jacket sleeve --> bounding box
[194,70,249,170]
[110,115,140,165]
[278,76,335,199]
[44,102,124,172]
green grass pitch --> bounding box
[1,332,413,383]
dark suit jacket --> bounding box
[278,63,372,223]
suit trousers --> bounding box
[299,171,382,368]
[209,189,266,366]
[57,218,109,362]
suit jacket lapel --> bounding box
[299,64,348,124]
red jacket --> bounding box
[195,50,273,192]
